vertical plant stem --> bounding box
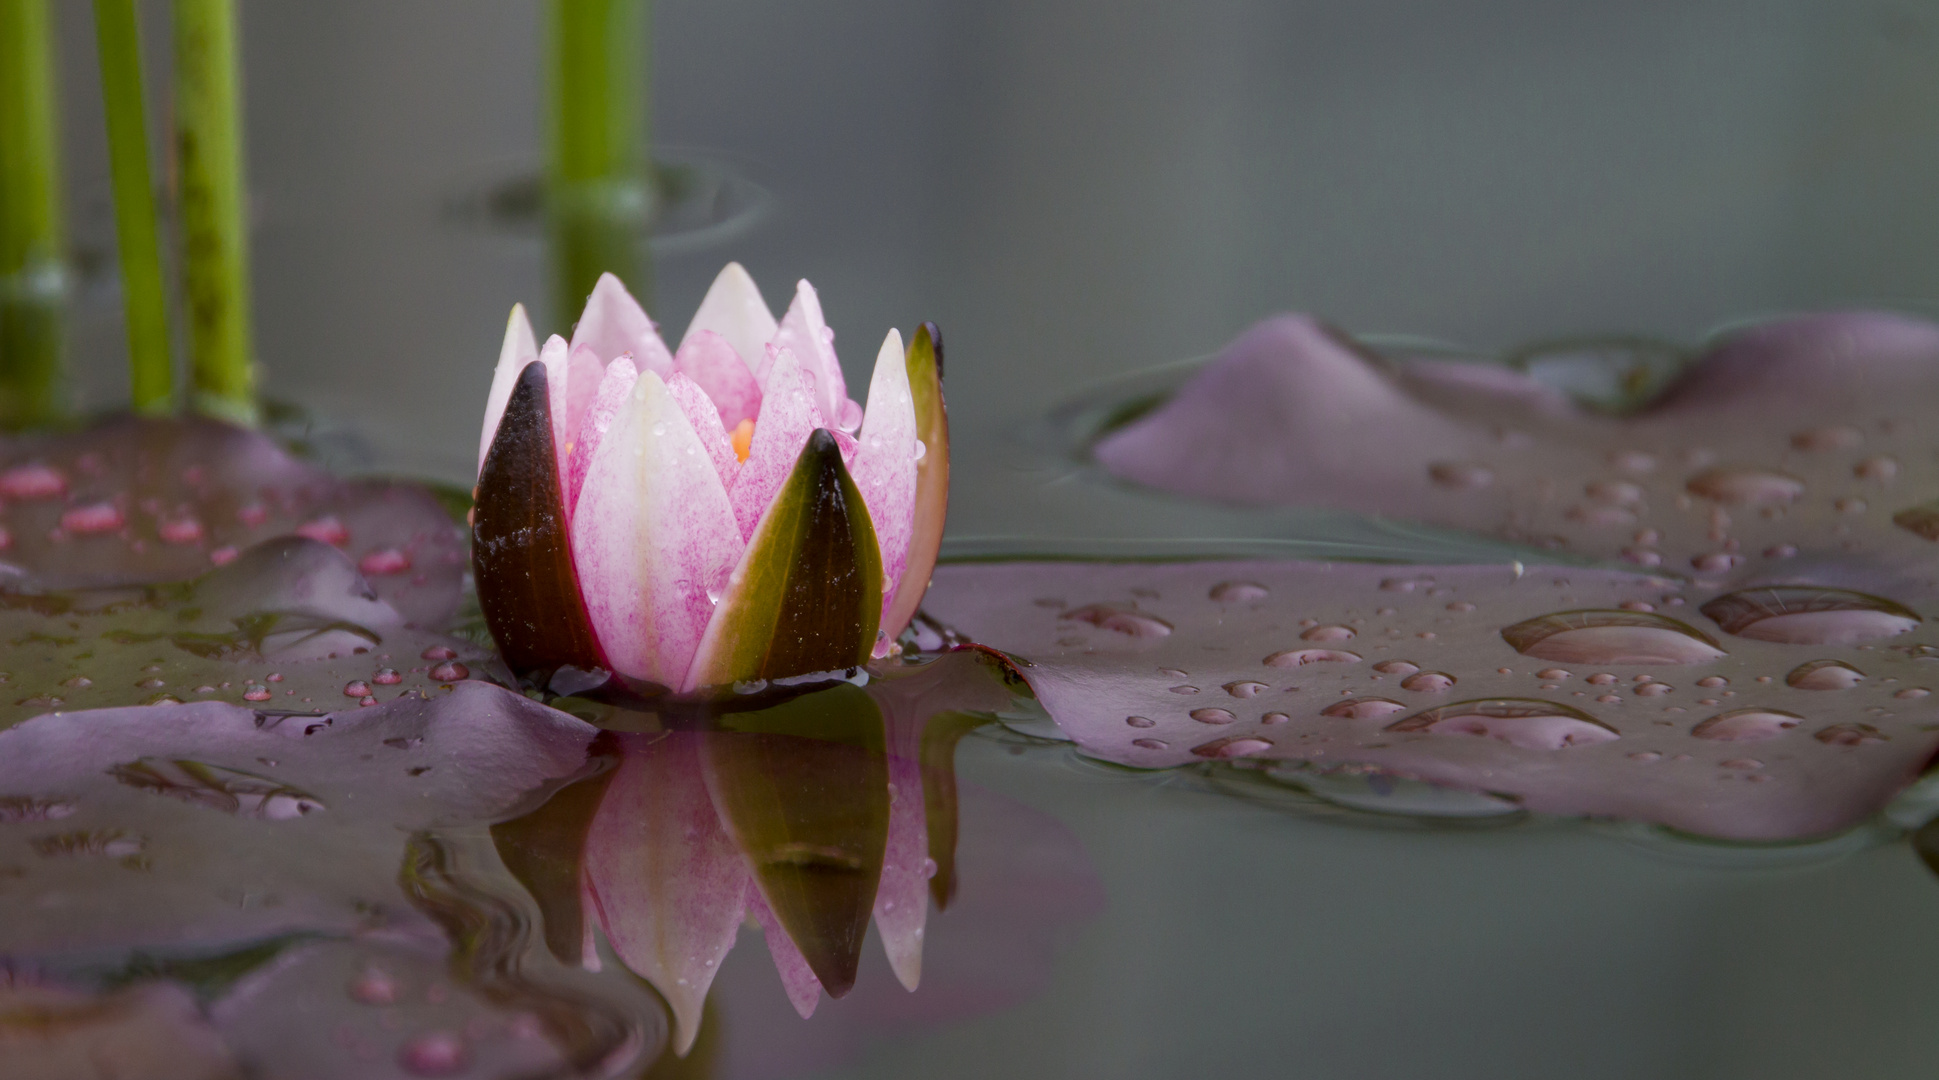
[547,0,651,327]
[174,0,255,424]
[94,0,174,416]
[0,0,65,428]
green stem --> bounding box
[174,0,255,425]
[547,0,651,326]
[0,0,66,429]
[94,0,173,416]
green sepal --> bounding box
[686,429,882,690]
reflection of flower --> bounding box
[491,649,1022,1055]
[472,264,948,693]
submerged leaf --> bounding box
[473,362,604,679]
[685,430,883,691]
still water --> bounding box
[16,2,1939,1077]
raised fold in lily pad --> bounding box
[1090,311,1939,587]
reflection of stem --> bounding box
[399,833,647,1075]
[173,0,255,425]
[0,0,64,429]
[547,0,652,325]
[918,710,992,910]
[94,0,174,416]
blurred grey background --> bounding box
[39,4,1939,1077]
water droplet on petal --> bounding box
[1223,681,1269,698]
[1372,660,1420,675]
[399,1031,469,1076]
[1791,426,1862,451]
[158,517,204,544]
[349,968,400,1005]
[1125,715,1156,728]
[1500,610,1727,664]
[1388,699,1619,749]
[1855,455,1898,481]
[1300,625,1355,642]
[1190,708,1237,725]
[422,646,457,661]
[429,662,469,682]
[60,503,123,534]
[295,515,349,546]
[1634,682,1673,697]
[1785,659,1865,690]
[1131,738,1169,750]
[1685,468,1805,506]
[1700,586,1921,644]
[1692,708,1802,741]
[1261,712,1290,725]
[1536,668,1571,680]
[373,667,403,685]
[359,548,412,575]
[1895,687,1930,700]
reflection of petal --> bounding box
[747,881,824,1019]
[490,751,617,967]
[701,685,889,998]
[584,732,748,1056]
[874,750,928,990]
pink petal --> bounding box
[477,304,538,477]
[772,279,854,427]
[667,371,740,491]
[566,356,639,517]
[570,271,676,378]
[874,749,929,991]
[850,330,919,623]
[584,733,749,1055]
[726,348,826,540]
[680,262,777,389]
[746,882,824,1019]
[554,344,606,488]
[570,371,746,686]
[673,329,763,429]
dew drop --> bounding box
[1785,659,1865,690]
[349,968,400,1005]
[1400,671,1456,693]
[1629,751,1662,762]
[1500,610,1727,664]
[1261,712,1290,725]
[1536,668,1572,680]
[359,548,411,576]
[422,646,458,661]
[1691,552,1742,573]
[1301,625,1356,642]
[1691,708,1802,742]
[1696,676,1727,687]
[429,662,469,682]
[1856,455,1898,481]
[60,503,124,534]
[1223,681,1269,698]
[1896,687,1930,700]
[1388,699,1619,750]
[1700,586,1921,644]
[1190,708,1237,725]
[1264,648,1361,668]
[1815,723,1887,746]
[1131,738,1169,750]
[1685,468,1805,506]
[1586,673,1617,686]
[1061,604,1173,639]
[1429,461,1493,489]
[1320,697,1407,720]
[373,668,403,686]
[1125,715,1156,728]
[243,684,271,702]
[295,515,350,547]
[1372,660,1420,676]
[1191,735,1273,759]
[158,517,204,545]
[0,463,65,499]
[1790,426,1862,452]
[1634,682,1673,697]
[1209,581,1269,603]
[399,1031,469,1076]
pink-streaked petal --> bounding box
[874,749,928,991]
[583,733,748,1055]
[673,329,763,429]
[667,371,741,491]
[771,279,850,424]
[478,304,538,477]
[556,345,606,484]
[726,348,826,539]
[746,882,824,1019]
[681,262,777,387]
[571,271,676,378]
[570,372,745,686]
[566,356,639,518]
[851,330,918,623]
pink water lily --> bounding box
[472,264,949,692]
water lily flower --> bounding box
[473,264,948,692]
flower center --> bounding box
[731,419,754,463]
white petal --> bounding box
[725,347,825,540]
[850,330,918,622]
[567,356,639,517]
[771,278,851,425]
[680,262,776,385]
[478,304,538,477]
[570,372,746,687]
[667,371,741,491]
[571,271,675,378]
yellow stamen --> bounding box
[731,419,755,463]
